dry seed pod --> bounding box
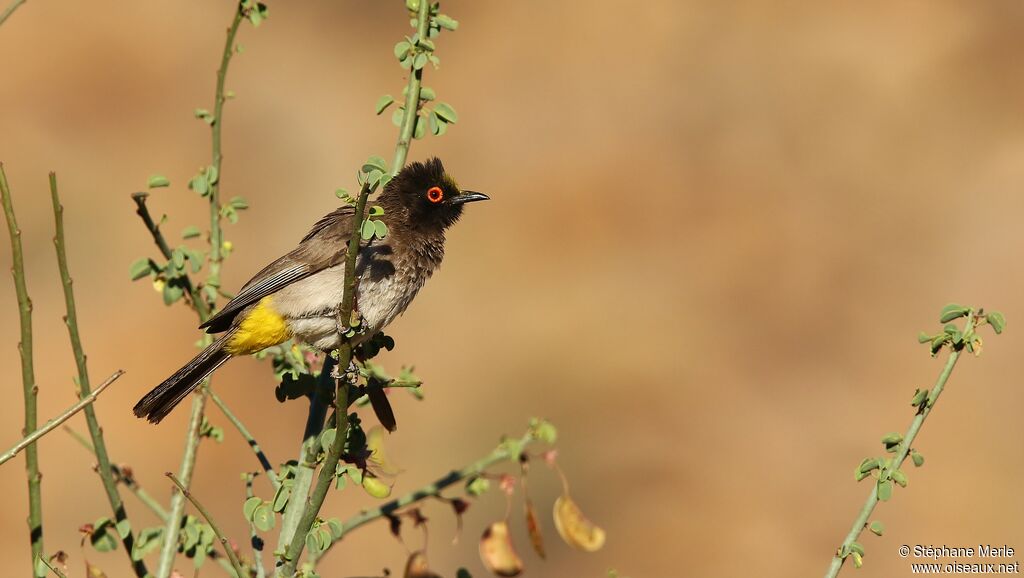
[404,550,442,578]
[524,499,546,559]
[553,495,606,552]
[479,521,524,577]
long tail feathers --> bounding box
[133,335,232,424]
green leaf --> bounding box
[891,469,907,488]
[857,457,880,474]
[850,542,865,556]
[413,52,428,70]
[252,503,275,532]
[869,520,885,536]
[392,107,405,127]
[362,156,387,174]
[877,478,893,501]
[305,531,321,556]
[434,13,459,30]
[272,484,291,513]
[181,226,201,239]
[917,332,932,344]
[243,496,262,521]
[851,551,863,568]
[466,477,490,497]
[320,427,337,454]
[911,450,925,467]
[881,432,903,452]
[939,303,970,323]
[419,86,436,101]
[987,311,1006,334]
[116,519,131,539]
[129,258,152,281]
[393,40,411,61]
[247,2,268,26]
[148,175,170,188]
[910,389,928,407]
[375,94,395,115]
[207,165,219,185]
[361,220,375,240]
[327,518,343,539]
[163,283,184,306]
[532,418,558,443]
[413,115,426,139]
[429,110,447,136]
[189,173,209,196]
[373,220,388,239]
[172,248,186,270]
[229,195,249,210]
[368,205,384,217]
[91,518,118,552]
[434,101,458,123]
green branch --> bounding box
[0,164,45,577]
[0,370,122,466]
[313,428,539,565]
[51,172,150,577]
[167,473,246,578]
[211,390,279,489]
[824,309,999,576]
[391,0,431,173]
[0,0,27,27]
[155,4,247,576]
[277,184,370,577]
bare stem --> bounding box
[391,0,431,174]
[0,0,27,27]
[156,4,245,576]
[1,164,45,577]
[167,473,246,578]
[823,312,978,577]
[313,429,538,565]
[211,389,279,489]
[51,172,150,576]
[0,371,122,466]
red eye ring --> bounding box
[426,186,444,203]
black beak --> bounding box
[449,191,490,205]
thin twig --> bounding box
[312,429,538,565]
[37,556,68,578]
[391,0,431,174]
[1,163,45,577]
[156,4,246,576]
[277,183,371,577]
[51,172,150,577]
[64,427,169,521]
[0,371,122,466]
[210,390,279,489]
[166,473,246,578]
[131,192,209,319]
[0,0,27,27]
[823,312,979,577]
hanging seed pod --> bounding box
[553,495,605,552]
[405,550,442,578]
[524,498,546,559]
[479,521,524,577]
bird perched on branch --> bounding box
[134,158,488,423]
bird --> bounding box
[133,158,488,423]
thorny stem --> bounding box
[156,4,245,576]
[1,164,45,577]
[391,0,431,174]
[0,0,27,27]
[51,173,150,577]
[313,429,540,565]
[823,312,978,578]
[64,427,169,521]
[277,184,371,577]
[0,371,122,466]
[167,473,246,578]
[210,390,279,489]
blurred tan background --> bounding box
[3,1,1024,576]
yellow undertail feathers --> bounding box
[225,296,292,355]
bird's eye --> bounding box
[426,186,444,203]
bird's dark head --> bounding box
[383,158,488,232]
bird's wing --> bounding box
[199,205,358,332]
